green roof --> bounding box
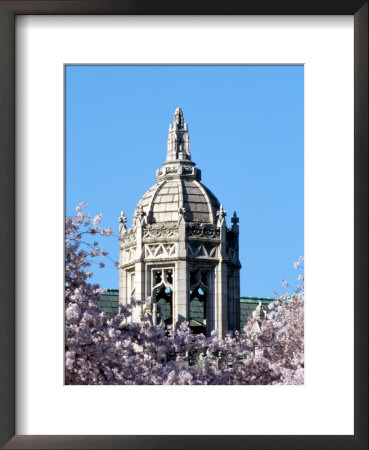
[97,290,275,329]
[240,297,273,330]
[240,296,274,304]
[97,289,119,318]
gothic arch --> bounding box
[151,269,173,327]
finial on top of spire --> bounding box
[167,107,191,162]
[217,204,227,219]
[216,204,227,227]
[231,211,240,233]
[119,210,128,235]
[231,211,239,224]
[174,107,184,127]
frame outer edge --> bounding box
[2,0,368,15]
[0,1,15,449]
[0,0,368,449]
[1,435,369,449]
[354,2,369,449]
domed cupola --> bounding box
[133,107,220,226]
[119,108,241,336]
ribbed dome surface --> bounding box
[135,178,220,225]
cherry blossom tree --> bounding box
[65,204,304,385]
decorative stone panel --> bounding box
[187,224,220,239]
[143,223,179,240]
[187,243,218,259]
[122,247,136,264]
[144,243,177,259]
[121,227,136,245]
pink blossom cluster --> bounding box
[65,205,304,385]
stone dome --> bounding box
[134,178,220,225]
[132,107,222,226]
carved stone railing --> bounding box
[187,243,218,259]
[120,227,137,246]
[142,223,179,240]
[186,223,220,239]
[144,243,177,259]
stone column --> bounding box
[174,218,189,327]
[118,266,127,305]
[215,261,228,337]
[118,211,128,306]
[206,268,216,335]
[227,270,234,331]
[134,228,145,302]
[132,210,145,322]
[215,205,228,337]
[234,268,241,331]
[231,211,241,332]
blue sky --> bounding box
[66,65,304,297]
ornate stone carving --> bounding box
[251,302,267,336]
[227,247,237,264]
[189,268,210,291]
[135,205,146,225]
[187,224,220,239]
[187,243,217,259]
[178,206,186,224]
[142,223,179,239]
[144,243,177,258]
[182,165,193,174]
[231,211,239,225]
[121,227,136,244]
[216,204,227,227]
[122,247,136,264]
[118,210,128,235]
[231,211,239,233]
[167,107,191,162]
[165,165,178,174]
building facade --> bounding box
[118,108,241,336]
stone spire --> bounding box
[167,107,191,162]
[156,108,200,182]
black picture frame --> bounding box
[0,1,367,449]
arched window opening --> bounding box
[165,269,173,285]
[155,270,162,285]
[200,270,208,286]
[155,285,172,326]
[189,286,207,335]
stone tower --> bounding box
[119,108,241,336]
